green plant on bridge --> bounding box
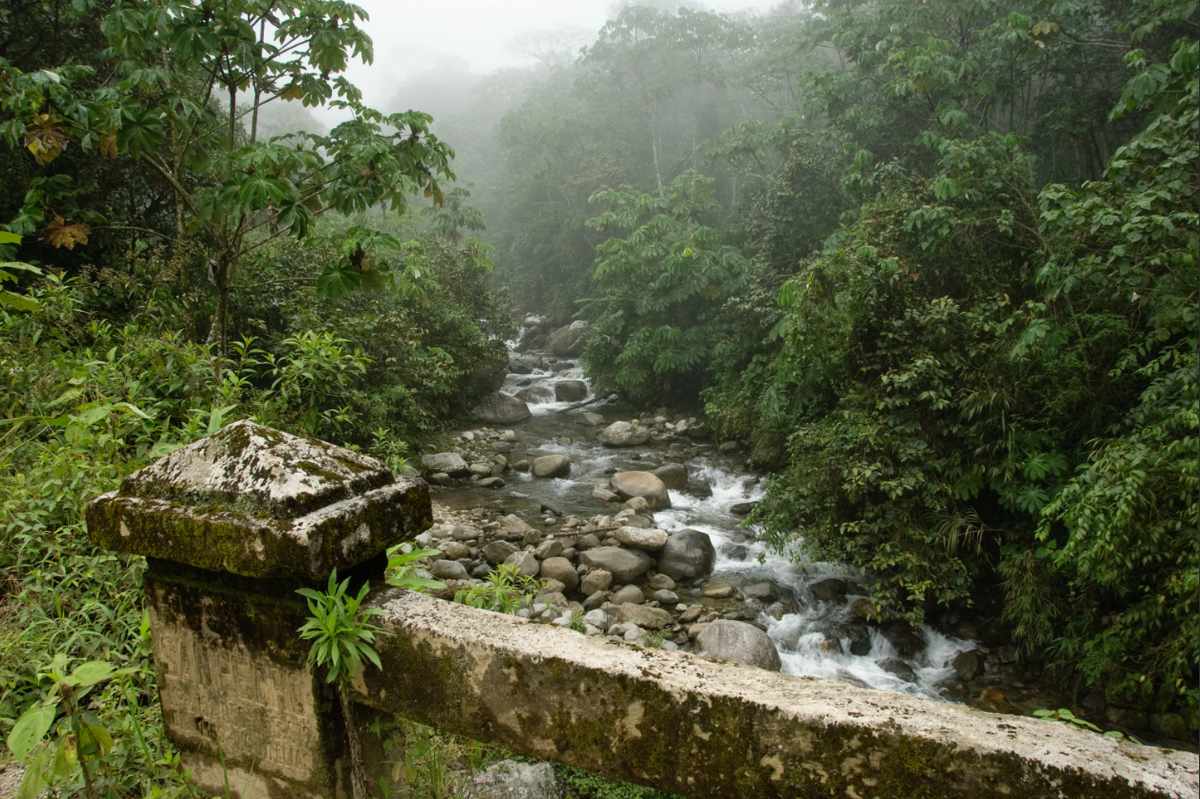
[454,564,543,615]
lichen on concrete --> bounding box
[358,588,1200,799]
[85,421,433,580]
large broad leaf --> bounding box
[7,703,56,760]
[65,660,114,688]
[316,261,361,302]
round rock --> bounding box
[502,551,540,578]
[578,546,653,584]
[539,557,580,592]
[613,526,668,552]
[472,392,532,425]
[610,471,670,509]
[531,454,572,479]
[656,529,716,582]
[554,380,588,402]
[695,619,781,672]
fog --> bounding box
[333,1,788,111]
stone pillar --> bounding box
[86,421,431,798]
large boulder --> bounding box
[464,357,508,397]
[515,385,555,405]
[578,546,653,584]
[549,320,590,357]
[615,603,672,629]
[656,529,716,581]
[539,557,580,592]
[554,380,588,402]
[420,452,469,477]
[599,421,651,447]
[610,471,670,509]
[472,392,532,424]
[695,619,782,672]
[613,526,668,552]
[531,455,571,479]
[652,463,688,490]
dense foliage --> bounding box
[475,0,1198,717]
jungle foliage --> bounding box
[477,0,1198,715]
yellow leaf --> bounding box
[24,114,69,165]
[42,215,90,250]
[98,132,118,159]
[1031,20,1060,36]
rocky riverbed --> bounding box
[406,317,1196,750]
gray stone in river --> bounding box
[549,321,590,357]
[581,412,605,426]
[810,577,848,602]
[610,471,670,509]
[695,619,781,672]
[952,649,985,682]
[615,603,672,629]
[878,657,917,683]
[613,525,668,551]
[503,551,540,578]
[580,569,612,595]
[430,559,469,581]
[652,462,688,490]
[539,557,579,592]
[578,546,652,584]
[531,454,571,479]
[482,540,519,564]
[420,452,469,477]
[516,385,555,404]
[555,380,588,402]
[599,421,651,447]
[611,585,644,605]
[656,529,716,582]
[472,392,532,424]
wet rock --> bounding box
[531,454,571,479]
[516,385,555,404]
[592,487,620,503]
[477,477,506,488]
[878,657,917,683]
[729,501,757,516]
[472,759,564,799]
[539,557,579,592]
[613,526,668,552]
[480,537,518,563]
[765,603,792,621]
[500,514,536,537]
[849,636,872,657]
[820,636,844,655]
[652,589,679,604]
[614,508,652,528]
[615,603,672,629]
[430,560,469,581]
[599,421,651,447]
[1106,707,1150,731]
[420,452,469,477]
[810,578,847,602]
[657,529,716,582]
[881,620,925,658]
[555,380,588,402]
[549,321,590,357]
[679,605,704,623]
[720,542,750,561]
[952,649,985,682]
[511,460,530,473]
[535,539,563,560]
[850,598,877,621]
[1150,713,1188,740]
[579,546,653,584]
[743,582,777,601]
[701,582,736,599]
[649,574,675,591]
[581,412,606,426]
[469,462,494,477]
[695,619,781,672]
[979,687,1020,716]
[687,479,713,499]
[718,441,740,453]
[472,392,532,424]
[465,358,508,397]
[441,542,471,560]
[610,471,670,509]
[611,585,644,605]
[503,551,540,578]
[580,569,612,595]
[652,463,688,490]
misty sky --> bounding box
[342,0,787,106]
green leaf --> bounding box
[66,660,114,687]
[16,745,53,799]
[7,704,56,760]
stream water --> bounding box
[437,329,978,704]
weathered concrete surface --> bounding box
[86,421,431,580]
[144,563,337,799]
[361,589,1199,799]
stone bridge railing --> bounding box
[87,422,1199,799]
